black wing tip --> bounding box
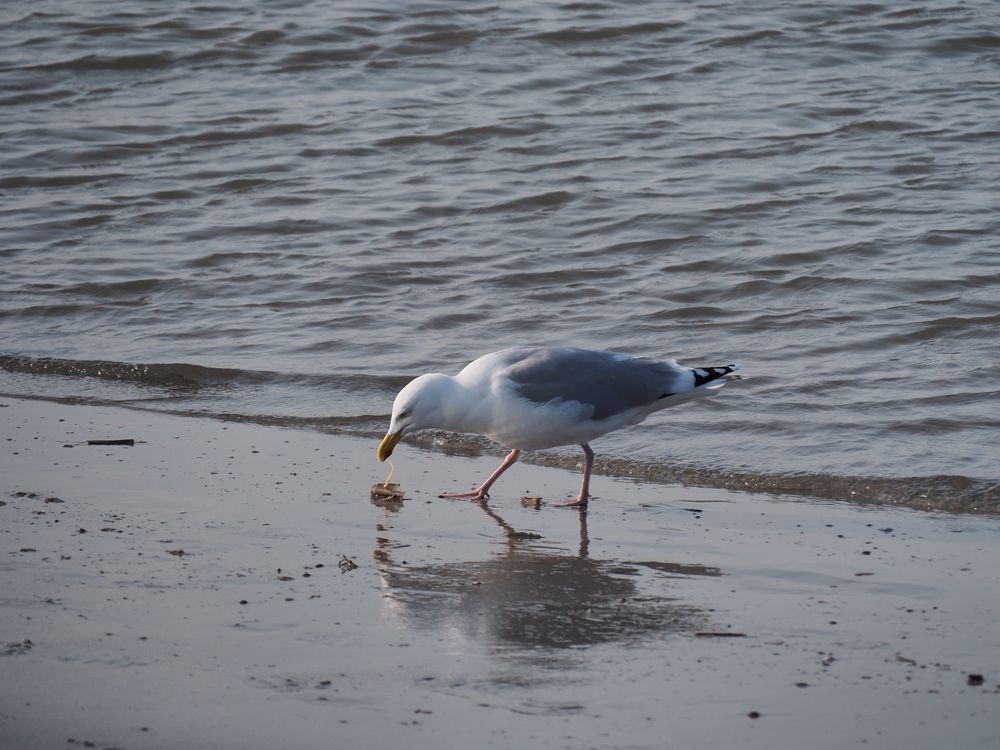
[691,364,741,387]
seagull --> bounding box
[377,347,741,508]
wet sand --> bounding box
[2,396,998,749]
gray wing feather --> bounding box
[503,348,689,420]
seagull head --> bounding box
[377,373,452,462]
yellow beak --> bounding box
[377,430,402,462]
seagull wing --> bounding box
[502,348,692,420]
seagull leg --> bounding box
[439,448,521,501]
[555,443,594,508]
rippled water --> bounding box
[2,1,999,513]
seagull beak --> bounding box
[377,430,402,462]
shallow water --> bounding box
[2,0,999,512]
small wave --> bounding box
[710,29,784,48]
[239,29,287,46]
[0,173,130,189]
[529,22,681,45]
[833,119,925,135]
[377,121,556,149]
[0,354,408,394]
[27,51,177,73]
[0,354,264,389]
[59,277,167,299]
[930,34,1000,55]
[277,45,378,70]
[397,27,481,51]
[488,266,624,289]
[177,122,312,146]
[483,190,576,213]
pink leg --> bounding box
[440,448,521,501]
[555,443,594,508]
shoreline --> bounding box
[4,389,997,517]
[2,396,999,749]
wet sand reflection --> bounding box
[372,499,720,650]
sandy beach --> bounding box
[1,396,998,749]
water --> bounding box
[2,0,998,514]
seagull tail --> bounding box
[691,363,743,390]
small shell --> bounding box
[370,483,404,501]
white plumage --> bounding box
[378,347,741,507]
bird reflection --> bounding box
[372,499,720,650]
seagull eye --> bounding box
[398,410,409,420]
